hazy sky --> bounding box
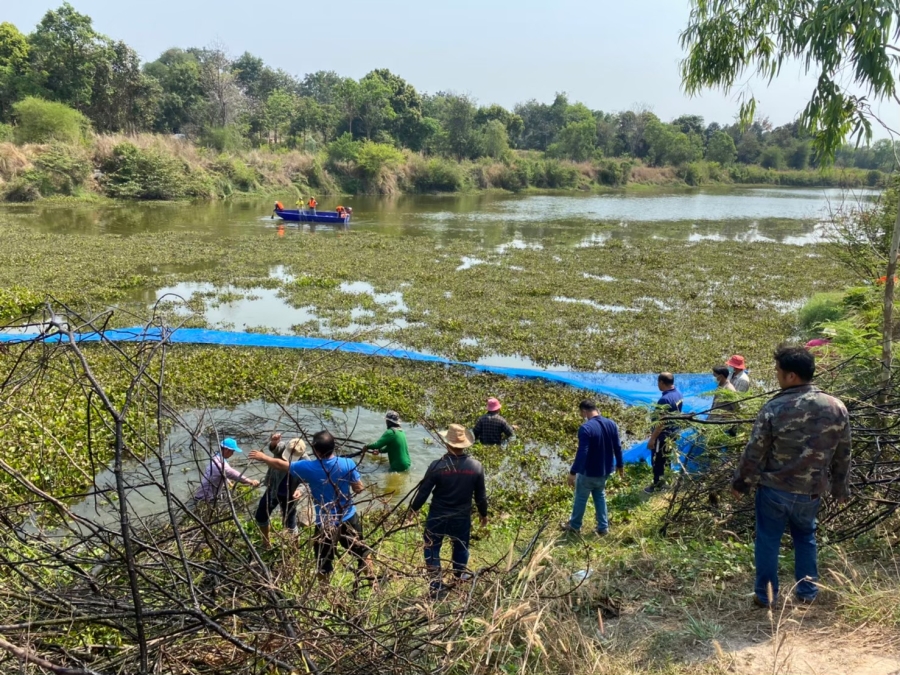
[3,0,882,130]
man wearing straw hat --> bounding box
[254,435,307,548]
[410,424,488,596]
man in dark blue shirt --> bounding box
[561,400,623,536]
[645,372,684,494]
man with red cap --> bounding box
[473,397,516,446]
[727,355,751,393]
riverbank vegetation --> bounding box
[0,5,892,201]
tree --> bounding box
[27,3,103,110]
[551,119,596,161]
[354,75,394,140]
[705,130,737,165]
[681,0,900,387]
[144,49,204,133]
[195,44,245,128]
[263,88,296,144]
[88,40,159,132]
[299,70,343,105]
[364,69,427,149]
[479,119,509,159]
[0,22,30,121]
[760,146,784,170]
[787,141,811,170]
[672,114,704,136]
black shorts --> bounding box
[312,513,368,575]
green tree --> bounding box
[479,119,509,159]
[299,70,343,105]
[263,88,297,144]
[27,3,103,110]
[551,118,596,161]
[787,141,811,170]
[364,69,428,149]
[0,22,30,122]
[88,40,159,132]
[144,48,204,133]
[354,75,395,140]
[705,130,737,165]
[12,96,88,143]
[760,145,784,170]
[681,0,900,387]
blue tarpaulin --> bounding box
[0,326,715,462]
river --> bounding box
[0,187,874,520]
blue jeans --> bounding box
[568,473,609,533]
[424,515,471,575]
[755,485,820,604]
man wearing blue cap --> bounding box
[193,437,260,503]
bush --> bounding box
[211,155,260,192]
[537,159,580,189]
[200,126,247,152]
[33,143,92,195]
[326,133,361,165]
[11,97,89,144]
[100,142,215,200]
[0,123,13,142]
[355,141,404,178]
[0,285,43,321]
[798,292,847,332]
[3,171,44,202]
[496,160,533,192]
[595,158,631,187]
[411,157,464,192]
[677,161,710,186]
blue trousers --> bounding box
[755,485,820,604]
[568,473,609,533]
[424,516,471,575]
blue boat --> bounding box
[273,208,350,224]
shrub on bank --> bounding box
[798,292,848,333]
[409,156,465,192]
[99,142,215,200]
[11,97,89,145]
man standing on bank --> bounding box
[473,397,516,446]
[410,424,488,594]
[732,345,851,608]
[644,373,684,494]
[561,400,623,536]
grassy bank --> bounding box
[0,134,886,203]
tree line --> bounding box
[0,3,896,173]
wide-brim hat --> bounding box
[486,397,501,412]
[726,355,746,370]
[385,410,402,425]
[287,437,307,460]
[439,424,474,450]
[221,438,242,453]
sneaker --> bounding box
[428,580,449,600]
[559,522,580,534]
[595,529,609,537]
[795,595,817,605]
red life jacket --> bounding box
[275,201,284,210]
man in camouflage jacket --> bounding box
[732,345,851,607]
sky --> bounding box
[3,0,888,132]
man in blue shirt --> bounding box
[561,400,623,536]
[250,430,370,581]
[645,372,684,494]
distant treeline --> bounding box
[1,3,897,173]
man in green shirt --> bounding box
[364,411,411,472]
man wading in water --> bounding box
[363,411,411,472]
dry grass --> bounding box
[0,142,35,180]
[630,164,678,184]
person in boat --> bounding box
[296,196,305,211]
[272,201,285,217]
[363,410,411,472]
[308,196,317,214]
[335,205,345,217]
